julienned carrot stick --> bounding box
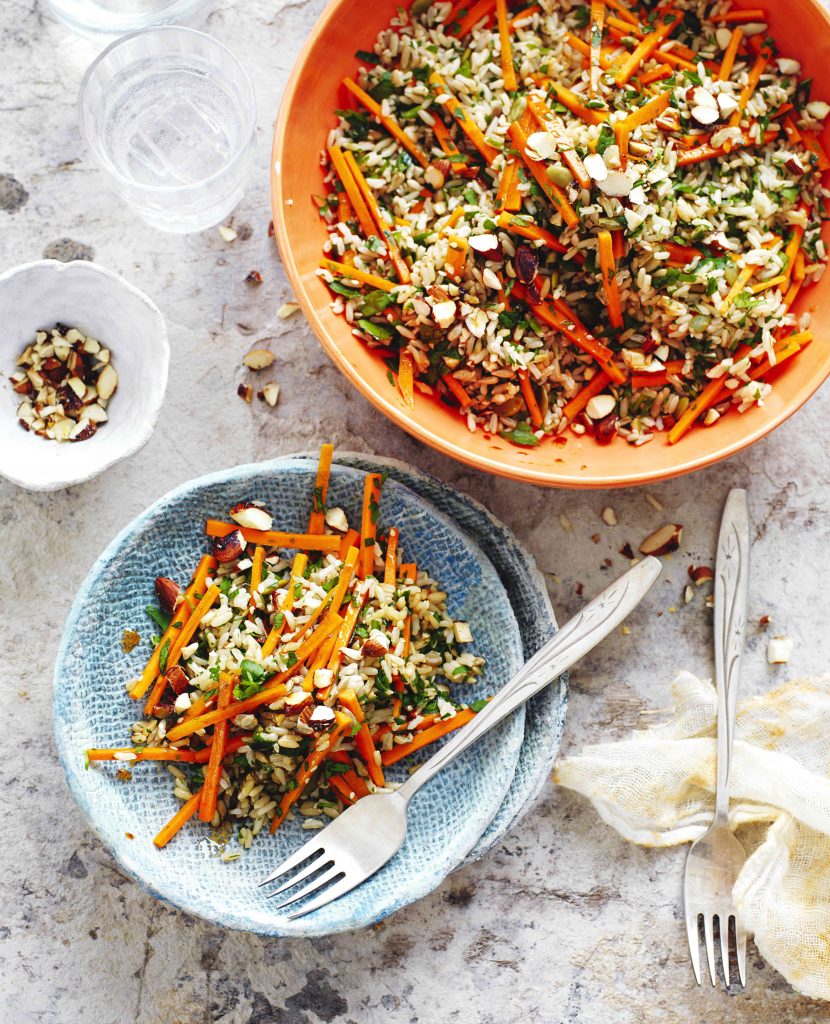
[307,443,334,534]
[509,3,540,28]
[675,126,780,166]
[329,774,359,805]
[342,76,429,168]
[589,0,606,95]
[605,0,638,25]
[198,674,232,822]
[563,32,618,74]
[718,27,743,81]
[167,680,293,745]
[561,371,613,423]
[321,258,397,293]
[261,552,307,657]
[338,528,360,560]
[339,689,385,787]
[89,746,201,764]
[326,585,368,673]
[327,144,375,236]
[507,121,580,227]
[631,360,686,389]
[728,49,771,130]
[163,585,221,669]
[496,159,518,212]
[615,120,630,170]
[430,115,466,169]
[154,789,202,848]
[143,584,221,716]
[664,242,703,266]
[800,131,830,172]
[536,77,610,125]
[381,708,477,765]
[166,613,342,743]
[205,521,341,552]
[747,333,812,381]
[715,8,765,22]
[384,527,399,585]
[638,64,673,85]
[452,0,497,36]
[750,274,788,294]
[667,343,752,444]
[360,473,383,578]
[614,12,681,85]
[443,373,473,408]
[129,555,217,701]
[525,97,591,189]
[497,212,567,252]
[430,72,500,164]
[293,546,357,680]
[523,292,626,384]
[495,0,518,91]
[270,711,352,832]
[445,235,469,280]
[398,560,417,657]
[597,230,623,329]
[781,208,807,289]
[622,90,672,131]
[87,735,249,765]
[342,150,411,284]
[248,546,265,618]
[518,369,544,429]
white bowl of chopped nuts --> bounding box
[0,260,169,491]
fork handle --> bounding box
[713,489,750,822]
[396,557,661,801]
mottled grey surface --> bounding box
[2,1,830,1021]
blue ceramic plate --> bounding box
[54,455,565,936]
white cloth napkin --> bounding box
[553,671,830,1000]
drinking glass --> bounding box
[78,27,256,233]
[43,0,212,36]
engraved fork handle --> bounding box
[713,489,750,823]
[397,556,662,800]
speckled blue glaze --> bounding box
[54,455,565,937]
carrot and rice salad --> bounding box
[316,0,828,448]
[87,446,485,852]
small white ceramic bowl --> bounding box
[0,260,169,491]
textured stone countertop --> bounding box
[2,2,829,1021]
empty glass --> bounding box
[78,27,256,233]
[43,0,212,36]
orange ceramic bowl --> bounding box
[272,0,830,488]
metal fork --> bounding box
[683,488,750,988]
[259,556,662,919]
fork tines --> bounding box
[686,910,747,988]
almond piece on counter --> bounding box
[230,501,273,532]
[277,303,300,319]
[767,635,793,664]
[242,349,275,371]
[218,224,238,242]
[688,564,714,586]
[639,523,683,556]
[258,382,280,407]
[601,506,617,527]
